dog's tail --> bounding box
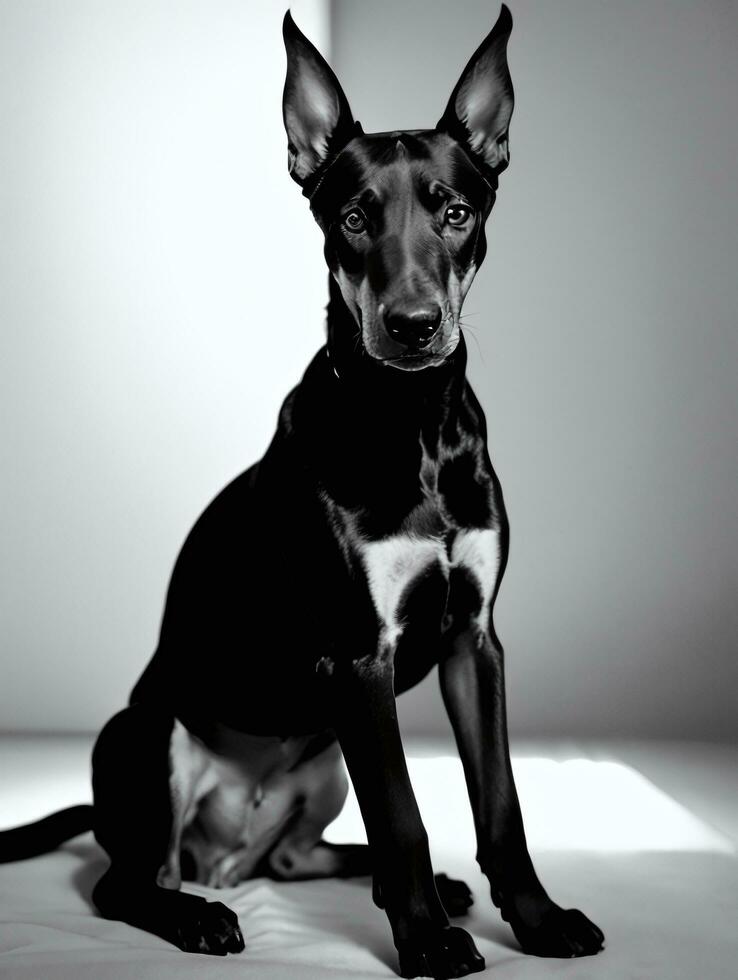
[0,804,94,862]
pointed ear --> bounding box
[437,4,514,176]
[282,11,355,186]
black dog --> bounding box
[0,7,604,977]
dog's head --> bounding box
[282,6,514,372]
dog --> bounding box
[0,7,604,977]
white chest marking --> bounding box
[451,527,501,625]
[361,535,448,650]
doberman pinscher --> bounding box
[0,7,604,977]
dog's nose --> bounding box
[384,306,443,349]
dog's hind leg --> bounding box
[91,704,244,955]
[254,738,473,917]
[269,838,473,917]
[261,738,355,881]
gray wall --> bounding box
[1,1,736,740]
[333,0,738,739]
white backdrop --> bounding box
[0,0,330,731]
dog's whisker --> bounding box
[461,325,485,364]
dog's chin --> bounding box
[382,352,450,372]
[364,330,461,372]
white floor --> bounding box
[0,735,736,979]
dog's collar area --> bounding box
[324,339,468,398]
[325,347,341,380]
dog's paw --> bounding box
[509,905,604,958]
[397,925,485,979]
[434,874,474,918]
[171,899,245,956]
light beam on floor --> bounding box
[326,755,734,854]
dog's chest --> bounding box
[324,432,501,647]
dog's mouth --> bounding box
[368,326,461,372]
[377,348,456,372]
[357,307,460,371]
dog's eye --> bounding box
[343,209,366,233]
[445,204,473,227]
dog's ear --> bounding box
[437,4,514,176]
[282,11,355,186]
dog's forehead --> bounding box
[311,131,491,215]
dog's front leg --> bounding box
[332,658,484,979]
[439,627,605,958]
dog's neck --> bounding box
[286,277,470,510]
